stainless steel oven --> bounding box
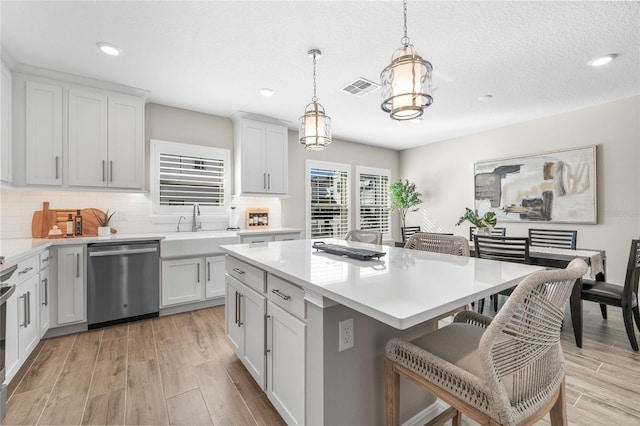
[1,261,17,422]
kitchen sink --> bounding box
[160,231,240,258]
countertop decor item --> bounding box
[389,179,423,236]
[246,208,269,229]
[31,205,114,238]
[299,48,332,150]
[455,207,497,232]
[94,209,116,237]
[380,0,433,120]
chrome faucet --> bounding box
[176,216,186,232]
[192,203,201,232]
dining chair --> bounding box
[573,239,640,351]
[469,226,506,242]
[385,258,588,426]
[405,233,469,256]
[529,228,578,249]
[344,229,383,245]
[474,235,530,312]
[401,226,421,243]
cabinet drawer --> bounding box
[273,233,300,242]
[242,235,275,244]
[40,249,54,270]
[226,256,265,293]
[267,275,305,320]
[5,254,39,286]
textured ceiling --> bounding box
[1,1,639,151]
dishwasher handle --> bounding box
[89,247,158,257]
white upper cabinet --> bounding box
[1,61,12,183]
[233,115,288,196]
[68,90,144,189]
[25,81,63,185]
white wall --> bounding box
[400,96,640,284]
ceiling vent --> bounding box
[340,78,380,96]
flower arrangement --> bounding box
[455,207,497,228]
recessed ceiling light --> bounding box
[478,95,493,101]
[260,88,275,97]
[96,41,122,56]
[588,54,618,67]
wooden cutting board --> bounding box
[32,205,109,238]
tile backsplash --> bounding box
[0,188,282,239]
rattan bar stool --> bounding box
[344,229,383,245]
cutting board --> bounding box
[32,205,109,238]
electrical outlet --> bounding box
[114,211,128,221]
[338,318,354,352]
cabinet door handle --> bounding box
[20,294,27,328]
[55,156,59,179]
[42,278,48,306]
[271,289,291,301]
[207,262,211,282]
[232,267,245,275]
[76,253,80,278]
[110,161,113,182]
[43,256,53,262]
[267,173,271,190]
[18,266,33,275]
[197,263,200,283]
[263,173,266,189]
[102,160,106,181]
[234,291,239,325]
[237,293,244,326]
[264,314,271,355]
[27,291,31,325]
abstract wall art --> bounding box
[474,146,597,224]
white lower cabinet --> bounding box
[161,257,203,306]
[56,245,85,324]
[17,276,39,357]
[39,263,51,336]
[267,301,306,426]
[161,254,225,307]
[225,274,266,389]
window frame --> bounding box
[355,166,392,242]
[305,159,351,239]
[150,139,231,217]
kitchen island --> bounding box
[220,239,545,425]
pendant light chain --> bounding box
[312,51,318,103]
[401,0,410,46]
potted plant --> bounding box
[455,207,497,235]
[94,209,116,237]
[389,179,423,237]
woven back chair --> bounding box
[385,258,588,426]
[344,229,383,245]
[401,226,421,243]
[469,226,506,242]
[529,228,577,249]
[405,233,469,257]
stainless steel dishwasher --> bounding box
[87,241,160,329]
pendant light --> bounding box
[380,0,433,121]
[299,49,332,150]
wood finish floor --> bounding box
[5,302,640,425]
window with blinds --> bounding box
[151,140,230,215]
[356,166,391,240]
[306,160,350,239]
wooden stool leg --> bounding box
[385,358,400,426]
[452,409,462,426]
[549,379,568,426]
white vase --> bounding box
[98,226,111,237]
[477,226,493,236]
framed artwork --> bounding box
[474,146,597,224]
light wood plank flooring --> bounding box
[5,302,640,425]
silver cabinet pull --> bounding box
[267,173,271,189]
[234,291,239,325]
[110,161,113,182]
[232,267,245,275]
[76,253,80,278]
[271,289,291,301]
[20,294,27,328]
[42,278,48,306]
[18,266,33,275]
[251,240,265,244]
[197,263,200,283]
[27,291,31,325]
[264,314,270,355]
[237,293,244,326]
[263,173,266,189]
[102,160,106,181]
[43,256,53,262]
[207,262,211,282]
[55,156,60,179]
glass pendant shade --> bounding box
[299,102,332,151]
[381,44,433,120]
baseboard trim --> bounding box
[402,400,450,426]
[160,296,224,316]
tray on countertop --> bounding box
[312,241,386,261]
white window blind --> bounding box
[151,140,230,215]
[356,166,391,240]
[306,160,351,239]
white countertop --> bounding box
[220,239,546,329]
[235,227,301,236]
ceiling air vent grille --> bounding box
[340,78,380,97]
